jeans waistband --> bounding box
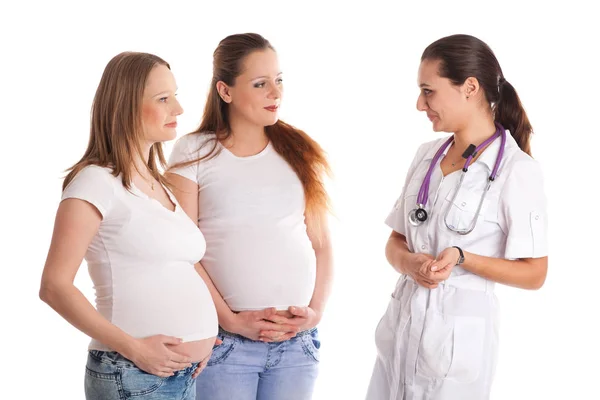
[218,326,317,342]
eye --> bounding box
[254,82,266,88]
[276,77,283,84]
[422,89,432,95]
[159,97,168,102]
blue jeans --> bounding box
[85,350,199,400]
[196,327,320,400]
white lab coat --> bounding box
[366,133,548,400]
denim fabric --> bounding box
[84,350,198,400]
[196,327,320,400]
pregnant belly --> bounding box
[168,336,217,363]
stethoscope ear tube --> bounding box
[410,123,506,235]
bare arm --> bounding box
[306,212,334,322]
[426,248,548,290]
[385,230,437,288]
[462,253,547,290]
[40,198,193,376]
[39,199,138,355]
[385,231,413,275]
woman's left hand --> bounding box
[191,338,222,379]
[421,247,460,283]
[259,306,321,342]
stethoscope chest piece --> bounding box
[408,207,428,226]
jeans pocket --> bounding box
[85,353,120,400]
[300,329,320,363]
[119,367,166,396]
[207,334,237,366]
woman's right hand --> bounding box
[227,308,300,341]
[126,335,193,377]
[404,253,439,289]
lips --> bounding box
[165,122,177,128]
[264,105,279,112]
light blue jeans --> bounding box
[196,327,320,400]
[84,350,199,400]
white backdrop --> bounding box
[2,1,598,398]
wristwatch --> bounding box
[452,246,465,265]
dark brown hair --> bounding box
[422,34,533,155]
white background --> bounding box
[2,1,599,398]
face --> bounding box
[141,64,183,143]
[221,49,283,128]
[416,59,471,133]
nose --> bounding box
[416,93,428,112]
[172,97,184,116]
[268,82,282,101]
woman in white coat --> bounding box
[366,34,549,400]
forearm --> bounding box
[194,263,237,331]
[39,284,136,356]
[308,244,334,319]
[385,235,413,274]
[461,252,548,290]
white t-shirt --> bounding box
[168,133,317,311]
[61,165,218,351]
[385,132,548,271]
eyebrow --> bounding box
[249,72,283,82]
[419,83,431,88]
[150,89,178,98]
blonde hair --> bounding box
[63,51,171,190]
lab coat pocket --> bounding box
[374,295,409,360]
[446,316,486,383]
[416,311,453,379]
[443,188,495,232]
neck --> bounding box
[453,115,497,151]
[133,142,153,177]
[227,111,269,151]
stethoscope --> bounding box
[408,122,507,235]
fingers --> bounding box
[259,331,296,342]
[158,335,184,346]
[258,320,299,333]
[264,314,296,325]
[288,306,308,318]
[192,363,205,379]
[165,360,193,370]
[166,350,192,364]
[214,338,223,346]
[254,307,277,320]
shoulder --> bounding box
[65,165,117,188]
[503,148,543,180]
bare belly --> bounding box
[168,336,216,363]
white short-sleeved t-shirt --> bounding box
[61,165,218,350]
[168,133,316,311]
[385,132,548,264]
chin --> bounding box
[164,129,178,141]
[263,116,279,127]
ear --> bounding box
[462,77,480,99]
[216,81,232,103]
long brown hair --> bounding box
[63,51,171,190]
[422,34,533,155]
[172,33,331,230]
